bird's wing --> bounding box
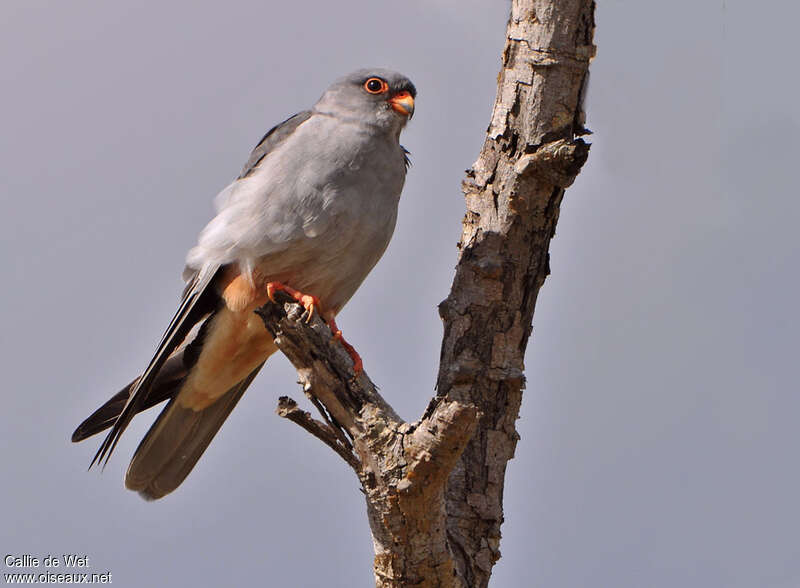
[86,111,316,468]
[90,263,220,467]
[71,351,188,443]
[238,111,313,180]
[182,111,318,274]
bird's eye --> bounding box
[364,77,388,94]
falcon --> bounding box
[72,69,416,500]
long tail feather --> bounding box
[125,363,264,500]
[90,264,220,468]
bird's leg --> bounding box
[266,282,321,323]
[324,311,363,374]
[265,282,362,373]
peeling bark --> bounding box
[257,300,478,587]
[258,1,595,585]
[437,2,594,584]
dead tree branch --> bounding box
[436,2,595,585]
[258,1,595,585]
[257,298,479,587]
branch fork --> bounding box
[256,295,478,587]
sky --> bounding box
[1,1,799,586]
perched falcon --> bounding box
[72,69,416,500]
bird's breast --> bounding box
[257,132,404,310]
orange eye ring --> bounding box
[363,77,389,94]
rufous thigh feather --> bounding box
[178,269,275,411]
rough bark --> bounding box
[258,1,595,586]
[257,300,478,587]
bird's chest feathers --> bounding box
[310,128,404,234]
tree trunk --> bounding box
[257,1,596,585]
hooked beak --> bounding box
[389,91,414,118]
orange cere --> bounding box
[389,91,414,117]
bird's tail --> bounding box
[124,363,264,500]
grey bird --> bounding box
[72,69,416,500]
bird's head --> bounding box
[313,69,416,136]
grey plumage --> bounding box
[238,111,313,180]
[73,69,416,499]
[183,69,414,311]
[125,363,264,500]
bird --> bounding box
[71,69,416,500]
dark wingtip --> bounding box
[71,387,132,445]
[89,442,105,470]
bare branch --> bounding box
[305,392,354,453]
[436,1,596,584]
[258,2,595,585]
[275,396,360,470]
[401,400,479,494]
[256,296,479,587]
[255,295,400,434]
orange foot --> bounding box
[266,282,320,322]
[265,283,363,374]
[326,313,363,374]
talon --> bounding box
[266,282,279,303]
[266,282,322,320]
[298,295,317,322]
